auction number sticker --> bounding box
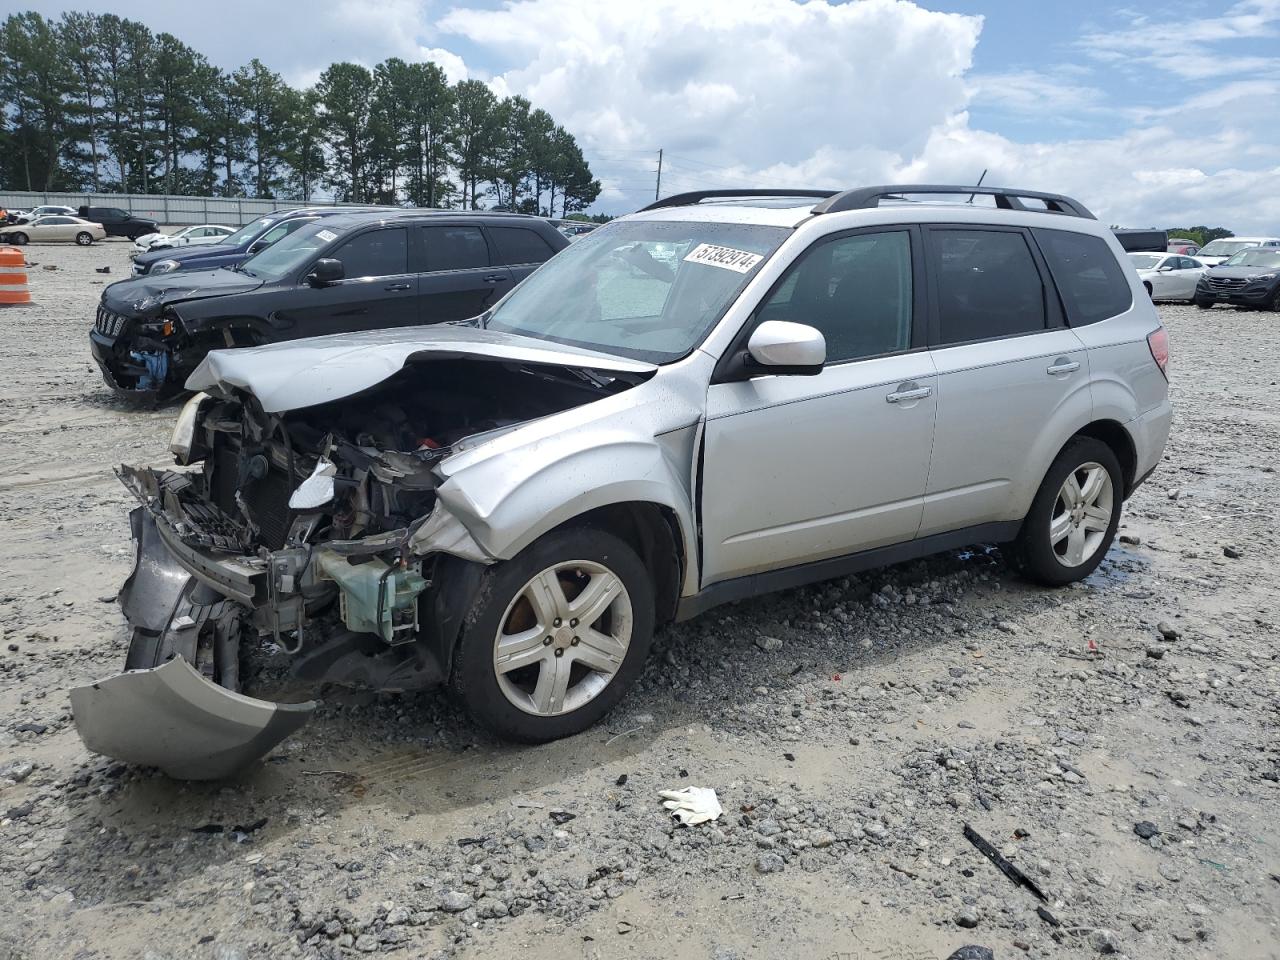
[316,229,338,243]
[683,243,764,273]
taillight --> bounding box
[1147,326,1169,379]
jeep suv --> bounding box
[79,206,159,240]
[72,185,1172,779]
[91,209,567,399]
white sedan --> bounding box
[2,215,106,245]
[133,223,235,253]
[1128,252,1206,302]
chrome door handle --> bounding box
[1047,359,1080,375]
[886,386,932,404]
[384,282,412,291]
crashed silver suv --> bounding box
[73,185,1172,779]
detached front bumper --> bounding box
[70,657,314,780]
[70,499,316,780]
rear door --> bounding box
[919,225,1091,536]
[272,226,417,338]
[417,223,511,323]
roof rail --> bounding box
[812,184,1095,220]
[640,189,837,211]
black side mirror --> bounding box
[306,258,344,286]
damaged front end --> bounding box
[74,353,638,778]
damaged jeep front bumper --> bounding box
[70,493,317,780]
[70,657,314,780]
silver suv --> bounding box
[73,185,1172,779]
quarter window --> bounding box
[422,226,490,271]
[1033,228,1132,327]
[333,228,408,278]
[933,229,1046,343]
[489,226,557,265]
[756,230,913,363]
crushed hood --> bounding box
[103,268,264,314]
[186,325,658,412]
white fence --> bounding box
[0,190,340,226]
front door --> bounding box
[701,227,937,585]
[276,226,418,339]
[418,224,512,323]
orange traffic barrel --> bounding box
[0,246,31,305]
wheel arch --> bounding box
[1066,419,1138,496]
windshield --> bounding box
[1199,239,1257,257]
[1222,249,1280,269]
[222,216,275,248]
[239,221,336,280]
[483,219,790,362]
[1128,254,1163,269]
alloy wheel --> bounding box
[1050,462,1114,567]
[492,560,633,716]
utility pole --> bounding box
[655,148,663,202]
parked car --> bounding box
[133,224,235,253]
[559,222,597,240]
[14,205,76,223]
[1,215,106,245]
[4,208,29,223]
[1167,238,1200,256]
[1193,247,1280,310]
[1195,236,1280,266]
[71,184,1172,779]
[1128,252,1205,301]
[1112,228,1167,253]
[129,206,395,277]
[90,209,568,400]
[76,206,159,240]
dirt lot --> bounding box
[0,240,1277,960]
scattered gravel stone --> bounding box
[755,853,786,874]
[755,635,783,653]
[1134,821,1161,839]
[437,891,474,913]
[955,907,981,929]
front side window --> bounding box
[490,226,557,265]
[332,228,408,278]
[422,226,489,271]
[1036,229,1132,326]
[484,220,789,363]
[755,230,912,362]
[933,229,1046,344]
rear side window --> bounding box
[931,229,1046,344]
[333,227,408,278]
[489,226,556,265]
[1034,229,1132,327]
[422,226,490,271]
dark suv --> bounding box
[129,206,396,277]
[78,206,159,240]
[90,209,568,399]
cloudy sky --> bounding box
[26,0,1280,230]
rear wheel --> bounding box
[450,526,654,743]
[1008,437,1123,587]
[75,231,93,246]
[1143,281,1153,298]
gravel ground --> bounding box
[0,241,1277,960]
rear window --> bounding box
[1035,229,1133,326]
[489,226,557,265]
[422,226,490,271]
[931,228,1047,344]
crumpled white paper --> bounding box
[659,786,723,826]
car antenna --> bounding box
[967,169,988,204]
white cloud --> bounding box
[435,0,1280,230]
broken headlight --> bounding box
[170,392,211,465]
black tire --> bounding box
[1271,289,1280,312]
[1008,437,1123,587]
[9,232,27,246]
[1143,281,1153,298]
[75,231,93,246]
[450,525,655,743]
[1194,298,1214,309]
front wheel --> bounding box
[1008,437,1123,587]
[1194,298,1214,309]
[75,231,93,246]
[8,232,27,246]
[449,526,654,743]
[1271,289,1280,312]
